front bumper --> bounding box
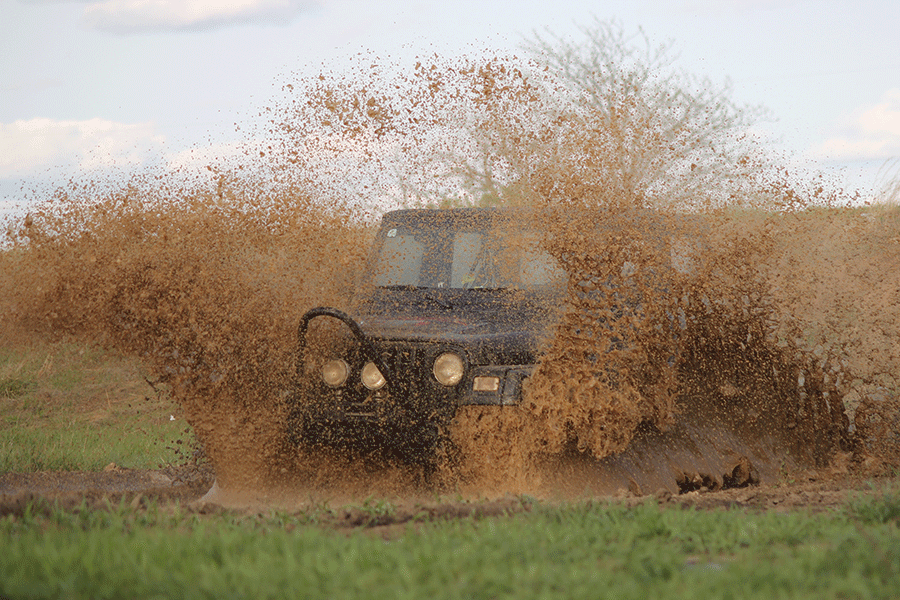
[288,307,535,453]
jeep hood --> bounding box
[354,309,553,365]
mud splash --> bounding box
[1,175,373,490]
[2,23,898,501]
[447,207,850,496]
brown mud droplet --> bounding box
[2,39,898,504]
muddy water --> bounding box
[2,52,898,503]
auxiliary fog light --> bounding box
[321,359,349,387]
[433,352,464,386]
[473,376,500,392]
[361,361,386,390]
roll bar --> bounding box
[296,307,392,385]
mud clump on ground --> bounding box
[2,38,899,501]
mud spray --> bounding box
[2,33,898,504]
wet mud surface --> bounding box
[0,465,215,509]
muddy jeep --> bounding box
[287,208,564,462]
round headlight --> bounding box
[321,359,349,387]
[361,361,386,390]
[433,352,464,386]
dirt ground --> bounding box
[1,458,896,535]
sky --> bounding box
[2,0,899,217]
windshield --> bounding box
[371,221,564,291]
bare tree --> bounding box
[479,19,774,210]
[261,20,776,211]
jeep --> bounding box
[287,207,565,461]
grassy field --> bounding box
[2,487,899,599]
[2,346,898,600]
[1,340,194,472]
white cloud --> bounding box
[82,0,317,33]
[0,118,165,178]
[810,88,900,163]
[164,139,262,172]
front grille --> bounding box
[372,340,441,387]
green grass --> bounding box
[0,341,195,471]
[846,481,900,526]
[1,496,898,599]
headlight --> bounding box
[433,352,464,386]
[321,359,349,387]
[361,361,386,390]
